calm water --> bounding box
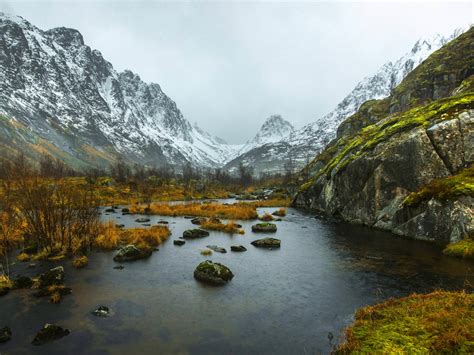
[1,205,473,354]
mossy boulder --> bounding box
[38,266,65,288]
[32,324,70,345]
[113,245,152,262]
[194,260,234,285]
[251,223,277,233]
[0,326,11,343]
[251,238,281,249]
[174,239,186,246]
[191,217,208,225]
[135,217,151,223]
[183,229,210,239]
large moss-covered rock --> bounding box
[293,32,474,244]
[193,260,234,285]
[113,245,152,262]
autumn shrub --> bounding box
[16,253,30,262]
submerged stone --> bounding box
[206,245,227,253]
[32,324,70,345]
[193,260,234,285]
[135,217,151,223]
[0,326,12,343]
[13,276,33,289]
[174,240,186,246]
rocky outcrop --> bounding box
[294,28,474,244]
[295,107,473,243]
[113,245,152,262]
[32,324,70,345]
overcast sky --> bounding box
[0,1,472,143]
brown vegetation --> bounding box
[200,220,244,234]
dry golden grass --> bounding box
[259,213,275,222]
[95,222,171,251]
[72,255,88,269]
[200,220,244,234]
[130,202,258,220]
[248,199,291,208]
[16,252,30,262]
[335,291,474,354]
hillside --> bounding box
[0,12,240,169]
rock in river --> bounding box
[230,245,247,252]
[194,260,234,285]
[206,245,227,253]
[13,276,33,289]
[113,245,152,262]
[251,223,277,233]
[38,266,65,288]
[174,240,186,246]
[32,324,70,345]
[135,217,151,223]
[92,305,110,317]
[183,229,210,239]
[251,238,281,249]
[0,326,12,343]
[191,217,207,225]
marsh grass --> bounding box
[130,202,259,220]
[95,222,170,251]
[200,220,244,234]
[72,255,89,268]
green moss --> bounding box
[335,291,474,354]
[443,239,474,259]
[404,165,474,207]
[298,93,474,193]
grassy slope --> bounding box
[335,291,474,354]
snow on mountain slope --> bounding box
[225,28,466,175]
[237,115,294,155]
[0,12,238,168]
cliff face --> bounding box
[294,28,474,243]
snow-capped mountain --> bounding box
[225,28,466,175]
[0,12,239,169]
[237,115,294,155]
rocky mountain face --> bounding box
[228,28,466,175]
[0,12,239,169]
[225,115,294,174]
[294,28,474,243]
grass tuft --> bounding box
[443,239,474,259]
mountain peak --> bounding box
[259,115,294,137]
[45,27,84,48]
